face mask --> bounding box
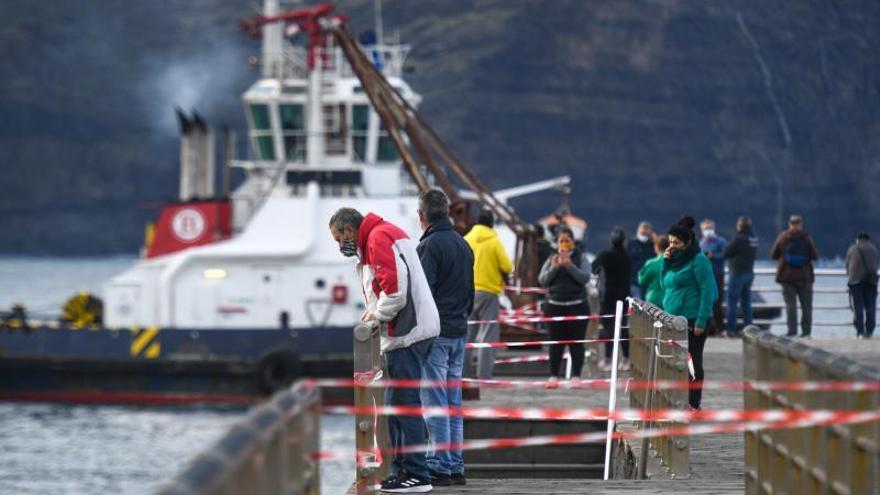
[340,238,358,257]
[702,229,715,238]
[637,233,650,243]
[558,239,574,252]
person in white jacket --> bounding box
[330,207,440,494]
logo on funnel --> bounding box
[171,208,206,242]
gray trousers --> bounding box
[781,282,813,336]
[464,291,500,380]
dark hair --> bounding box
[418,188,450,223]
[668,214,696,245]
[329,207,364,232]
[609,226,626,246]
[556,226,574,241]
[736,215,752,233]
[477,209,494,227]
[655,235,669,252]
[857,231,871,241]
[533,223,545,237]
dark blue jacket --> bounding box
[626,238,655,285]
[417,218,475,338]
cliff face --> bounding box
[2,1,879,255]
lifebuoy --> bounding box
[256,351,300,394]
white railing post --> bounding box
[603,299,624,480]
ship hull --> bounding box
[0,325,354,405]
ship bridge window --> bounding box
[250,104,271,130]
[378,121,399,162]
[352,104,368,163]
[351,104,399,162]
[324,104,347,156]
[280,104,306,161]
[249,103,275,161]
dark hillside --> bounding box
[1,0,878,256]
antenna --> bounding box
[374,0,383,47]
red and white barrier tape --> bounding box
[469,313,614,325]
[504,286,548,294]
[323,404,875,424]
[499,309,543,318]
[317,409,880,463]
[665,339,695,378]
[494,354,550,364]
[494,351,591,365]
[466,336,657,349]
[304,377,880,392]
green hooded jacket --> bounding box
[637,254,665,307]
[660,249,717,329]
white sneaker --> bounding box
[598,359,612,372]
[618,358,631,371]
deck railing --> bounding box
[352,321,389,494]
[734,267,871,329]
[743,325,880,494]
[154,382,321,495]
[627,298,690,479]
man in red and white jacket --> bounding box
[330,208,440,493]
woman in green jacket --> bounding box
[637,236,669,307]
[660,216,717,410]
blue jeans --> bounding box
[385,338,433,480]
[421,336,465,475]
[850,282,877,337]
[726,273,754,333]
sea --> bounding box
[0,256,857,494]
[0,257,354,495]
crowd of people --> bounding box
[328,193,876,492]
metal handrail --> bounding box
[628,298,690,479]
[154,382,321,495]
[742,325,880,494]
[353,321,389,494]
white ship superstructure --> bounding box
[105,0,429,330]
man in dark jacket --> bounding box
[626,221,654,299]
[416,189,474,486]
[770,215,819,337]
[592,227,632,371]
[722,216,758,337]
[845,232,879,339]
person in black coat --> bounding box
[592,227,632,371]
[416,189,474,485]
[722,216,758,337]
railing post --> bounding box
[353,321,388,494]
[627,299,690,479]
[155,381,322,495]
[637,318,661,479]
[742,325,880,495]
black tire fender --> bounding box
[256,350,300,394]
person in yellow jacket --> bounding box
[463,210,514,380]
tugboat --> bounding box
[0,1,564,405]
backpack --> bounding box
[784,236,810,267]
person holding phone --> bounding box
[538,226,591,383]
[660,215,717,410]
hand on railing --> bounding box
[354,319,380,342]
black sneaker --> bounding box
[380,474,433,493]
[451,473,467,485]
[428,469,452,486]
[380,473,402,491]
